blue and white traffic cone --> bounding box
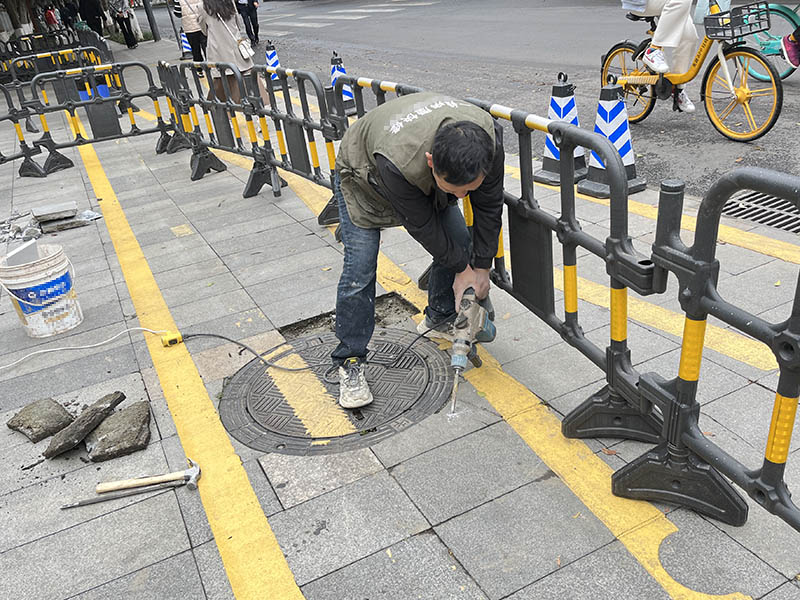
[265,40,281,81]
[577,83,646,199]
[534,72,586,185]
[180,29,192,60]
[330,51,356,115]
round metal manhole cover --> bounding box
[219,328,453,455]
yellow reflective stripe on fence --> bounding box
[765,394,799,464]
[496,227,505,259]
[678,317,707,381]
[308,139,320,169]
[189,106,200,128]
[127,107,136,127]
[379,81,397,92]
[246,118,258,144]
[564,264,578,314]
[276,128,287,155]
[325,140,336,172]
[610,287,627,342]
[181,113,192,133]
[463,195,474,227]
[13,122,24,142]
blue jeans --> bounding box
[331,174,470,364]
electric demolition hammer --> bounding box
[449,287,496,413]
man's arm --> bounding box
[465,122,505,269]
[374,154,470,273]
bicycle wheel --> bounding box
[601,41,656,123]
[702,46,782,142]
[742,5,798,81]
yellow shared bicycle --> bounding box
[602,1,782,142]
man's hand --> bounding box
[453,266,491,310]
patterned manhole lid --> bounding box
[219,328,453,455]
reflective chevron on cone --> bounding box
[265,40,281,81]
[577,83,646,198]
[179,29,192,60]
[534,73,586,185]
[331,51,355,115]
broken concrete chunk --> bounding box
[31,201,78,222]
[43,391,126,459]
[40,217,91,233]
[6,398,74,443]
[85,401,151,462]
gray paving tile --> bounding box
[0,493,190,600]
[301,531,488,600]
[258,447,384,509]
[68,550,205,600]
[586,321,679,366]
[0,441,168,553]
[763,582,800,600]
[151,257,229,289]
[436,477,615,600]
[193,540,235,600]
[391,422,548,525]
[242,457,283,517]
[269,470,429,585]
[487,309,569,366]
[174,307,275,352]
[145,244,221,274]
[660,509,786,598]
[372,384,501,469]
[260,282,339,328]
[199,211,298,245]
[222,233,329,273]
[248,263,342,307]
[170,289,258,330]
[210,220,314,257]
[232,245,343,287]
[715,260,800,316]
[506,541,669,600]
[160,271,243,309]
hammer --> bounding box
[95,458,200,494]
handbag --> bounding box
[222,17,254,60]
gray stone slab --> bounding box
[193,540,235,600]
[69,550,206,600]
[763,582,800,600]
[507,541,670,600]
[436,477,615,600]
[391,422,549,525]
[0,345,140,414]
[211,221,315,257]
[248,264,342,308]
[232,245,343,287]
[660,509,786,598]
[242,456,283,517]
[145,244,221,274]
[222,234,330,273]
[258,447,384,509]
[715,259,800,316]
[199,212,298,245]
[151,257,229,290]
[502,341,607,403]
[139,233,210,262]
[169,289,258,330]
[260,283,339,328]
[488,309,570,366]
[704,383,799,453]
[372,384,501,469]
[0,440,168,553]
[160,271,243,310]
[268,470,429,585]
[301,531,488,600]
[0,493,190,600]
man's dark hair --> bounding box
[431,121,494,186]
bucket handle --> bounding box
[0,258,77,308]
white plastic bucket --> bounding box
[0,244,83,338]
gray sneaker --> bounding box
[416,316,456,343]
[338,358,374,409]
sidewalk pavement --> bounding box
[0,39,799,599]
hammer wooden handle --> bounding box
[96,471,186,494]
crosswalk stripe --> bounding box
[330,8,402,13]
[365,2,438,5]
[267,21,333,28]
[299,14,368,20]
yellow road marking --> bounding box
[74,122,303,600]
[266,346,357,437]
[265,163,750,600]
[506,165,800,265]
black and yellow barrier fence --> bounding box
[0,29,80,62]
[0,82,49,177]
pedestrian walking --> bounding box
[79,0,104,36]
[198,0,254,102]
[235,0,259,45]
[174,0,208,67]
[44,5,59,30]
[110,0,137,48]
[330,92,505,408]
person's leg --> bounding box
[668,3,698,75]
[424,203,472,325]
[781,26,800,68]
[249,6,259,43]
[186,30,204,62]
[238,6,255,44]
[331,174,381,365]
[119,16,136,47]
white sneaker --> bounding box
[416,316,456,343]
[642,46,669,74]
[676,89,696,113]
[338,358,373,409]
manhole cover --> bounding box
[722,190,800,234]
[219,328,453,455]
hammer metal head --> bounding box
[185,458,201,490]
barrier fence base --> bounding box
[43,148,75,174]
[612,441,749,526]
[155,131,172,155]
[190,147,227,181]
[578,163,647,199]
[25,116,39,134]
[243,160,281,198]
[19,155,47,178]
[561,385,662,443]
[165,130,192,154]
[317,195,339,226]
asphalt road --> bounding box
[143,0,799,197]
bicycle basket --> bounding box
[703,1,770,40]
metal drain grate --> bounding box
[722,191,800,234]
